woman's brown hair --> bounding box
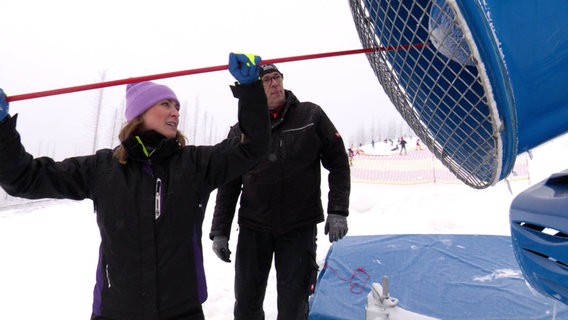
[113,115,187,165]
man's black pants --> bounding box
[233,225,318,320]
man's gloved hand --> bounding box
[212,235,231,262]
[0,89,9,121]
[325,214,348,243]
[228,52,261,85]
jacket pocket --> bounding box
[280,123,319,161]
[306,251,319,295]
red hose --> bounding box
[6,44,425,102]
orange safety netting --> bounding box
[350,147,529,185]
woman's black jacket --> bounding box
[0,82,270,320]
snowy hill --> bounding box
[0,133,567,319]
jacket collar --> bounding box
[122,130,180,163]
[271,90,297,128]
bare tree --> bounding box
[92,71,106,153]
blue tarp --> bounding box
[309,234,568,319]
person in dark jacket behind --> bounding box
[210,63,351,319]
[0,53,270,320]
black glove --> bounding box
[325,214,348,242]
[228,52,261,85]
[212,235,231,262]
[0,88,9,121]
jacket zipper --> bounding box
[155,177,162,220]
[280,123,314,133]
[105,264,112,288]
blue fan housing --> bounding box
[510,170,568,304]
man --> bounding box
[210,64,350,319]
[399,136,407,155]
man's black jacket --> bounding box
[210,89,350,239]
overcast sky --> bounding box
[1,0,405,159]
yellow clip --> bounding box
[234,52,258,67]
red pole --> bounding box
[6,44,425,103]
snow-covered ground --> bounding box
[0,134,567,319]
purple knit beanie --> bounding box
[125,81,180,121]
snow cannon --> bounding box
[349,0,568,189]
[510,170,568,304]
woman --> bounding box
[0,53,268,320]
